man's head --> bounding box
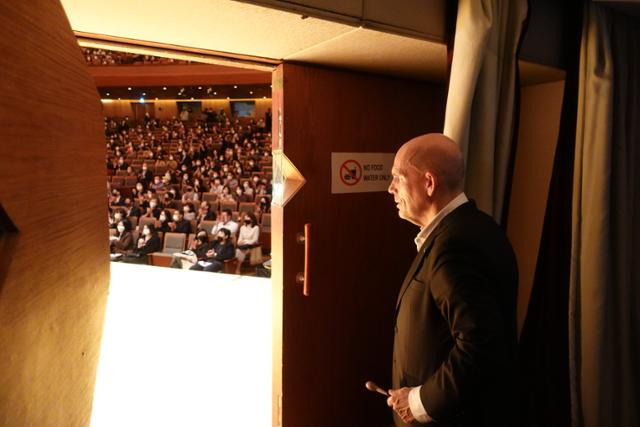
[388,133,465,227]
[217,227,231,242]
[220,208,232,222]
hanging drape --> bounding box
[443,0,527,223]
[569,3,640,427]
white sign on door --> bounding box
[331,152,395,194]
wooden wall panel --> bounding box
[0,1,109,426]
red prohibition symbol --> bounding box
[340,160,362,186]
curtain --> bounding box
[569,3,640,427]
[443,0,527,223]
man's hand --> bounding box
[387,387,416,424]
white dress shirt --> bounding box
[408,192,468,423]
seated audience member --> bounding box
[211,208,238,236]
[163,191,179,209]
[235,213,260,272]
[170,230,210,269]
[110,220,134,253]
[157,209,172,232]
[111,189,126,206]
[257,196,270,214]
[142,197,161,219]
[219,185,234,201]
[190,228,235,272]
[169,209,191,234]
[127,223,161,262]
[109,208,127,229]
[182,202,196,221]
[209,178,223,196]
[196,201,216,224]
[128,200,142,219]
[181,186,198,203]
[150,175,165,191]
[139,163,152,183]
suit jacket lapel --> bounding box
[394,229,439,311]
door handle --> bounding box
[296,223,310,296]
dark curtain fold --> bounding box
[517,2,583,426]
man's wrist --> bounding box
[408,386,432,423]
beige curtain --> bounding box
[444,0,527,222]
[570,3,640,427]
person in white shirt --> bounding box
[235,212,260,272]
[211,208,238,237]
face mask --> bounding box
[159,215,166,222]
[114,213,122,220]
[136,185,143,191]
[143,228,150,236]
[183,208,190,213]
[150,203,157,208]
[173,215,180,221]
[117,225,125,233]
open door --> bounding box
[272,63,447,426]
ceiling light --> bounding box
[198,86,202,90]
[155,97,158,100]
[263,96,266,99]
[127,87,132,91]
[191,97,194,100]
[249,91,253,95]
[226,96,230,99]
[163,87,167,90]
[106,92,110,96]
[142,92,146,96]
[213,92,217,95]
[233,85,237,89]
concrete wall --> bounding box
[0,1,109,425]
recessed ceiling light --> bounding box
[106,92,110,96]
[127,87,132,90]
[155,97,158,100]
[263,96,266,99]
[191,97,194,100]
[142,92,146,96]
[198,86,202,90]
[233,85,237,89]
[117,97,121,100]
[213,92,217,95]
[163,86,167,90]
[249,91,253,95]
[226,96,230,99]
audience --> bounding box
[106,113,272,274]
[82,47,191,66]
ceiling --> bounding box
[62,0,565,85]
[61,0,449,82]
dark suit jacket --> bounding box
[393,201,518,427]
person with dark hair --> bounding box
[109,208,127,229]
[170,229,211,269]
[190,228,234,272]
[157,209,172,232]
[235,212,260,271]
[196,201,216,225]
[128,223,161,262]
[211,208,238,236]
[110,220,134,254]
[169,209,191,234]
[182,202,196,221]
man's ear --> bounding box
[424,171,437,197]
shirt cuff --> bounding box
[408,386,432,423]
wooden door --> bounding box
[132,101,154,121]
[272,63,446,426]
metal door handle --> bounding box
[296,223,310,296]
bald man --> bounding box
[386,134,518,426]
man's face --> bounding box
[220,212,229,223]
[388,153,429,227]
[217,232,226,242]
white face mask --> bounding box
[150,203,157,208]
[114,213,122,220]
[173,215,180,222]
[159,215,166,221]
[142,228,150,236]
[117,225,125,233]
